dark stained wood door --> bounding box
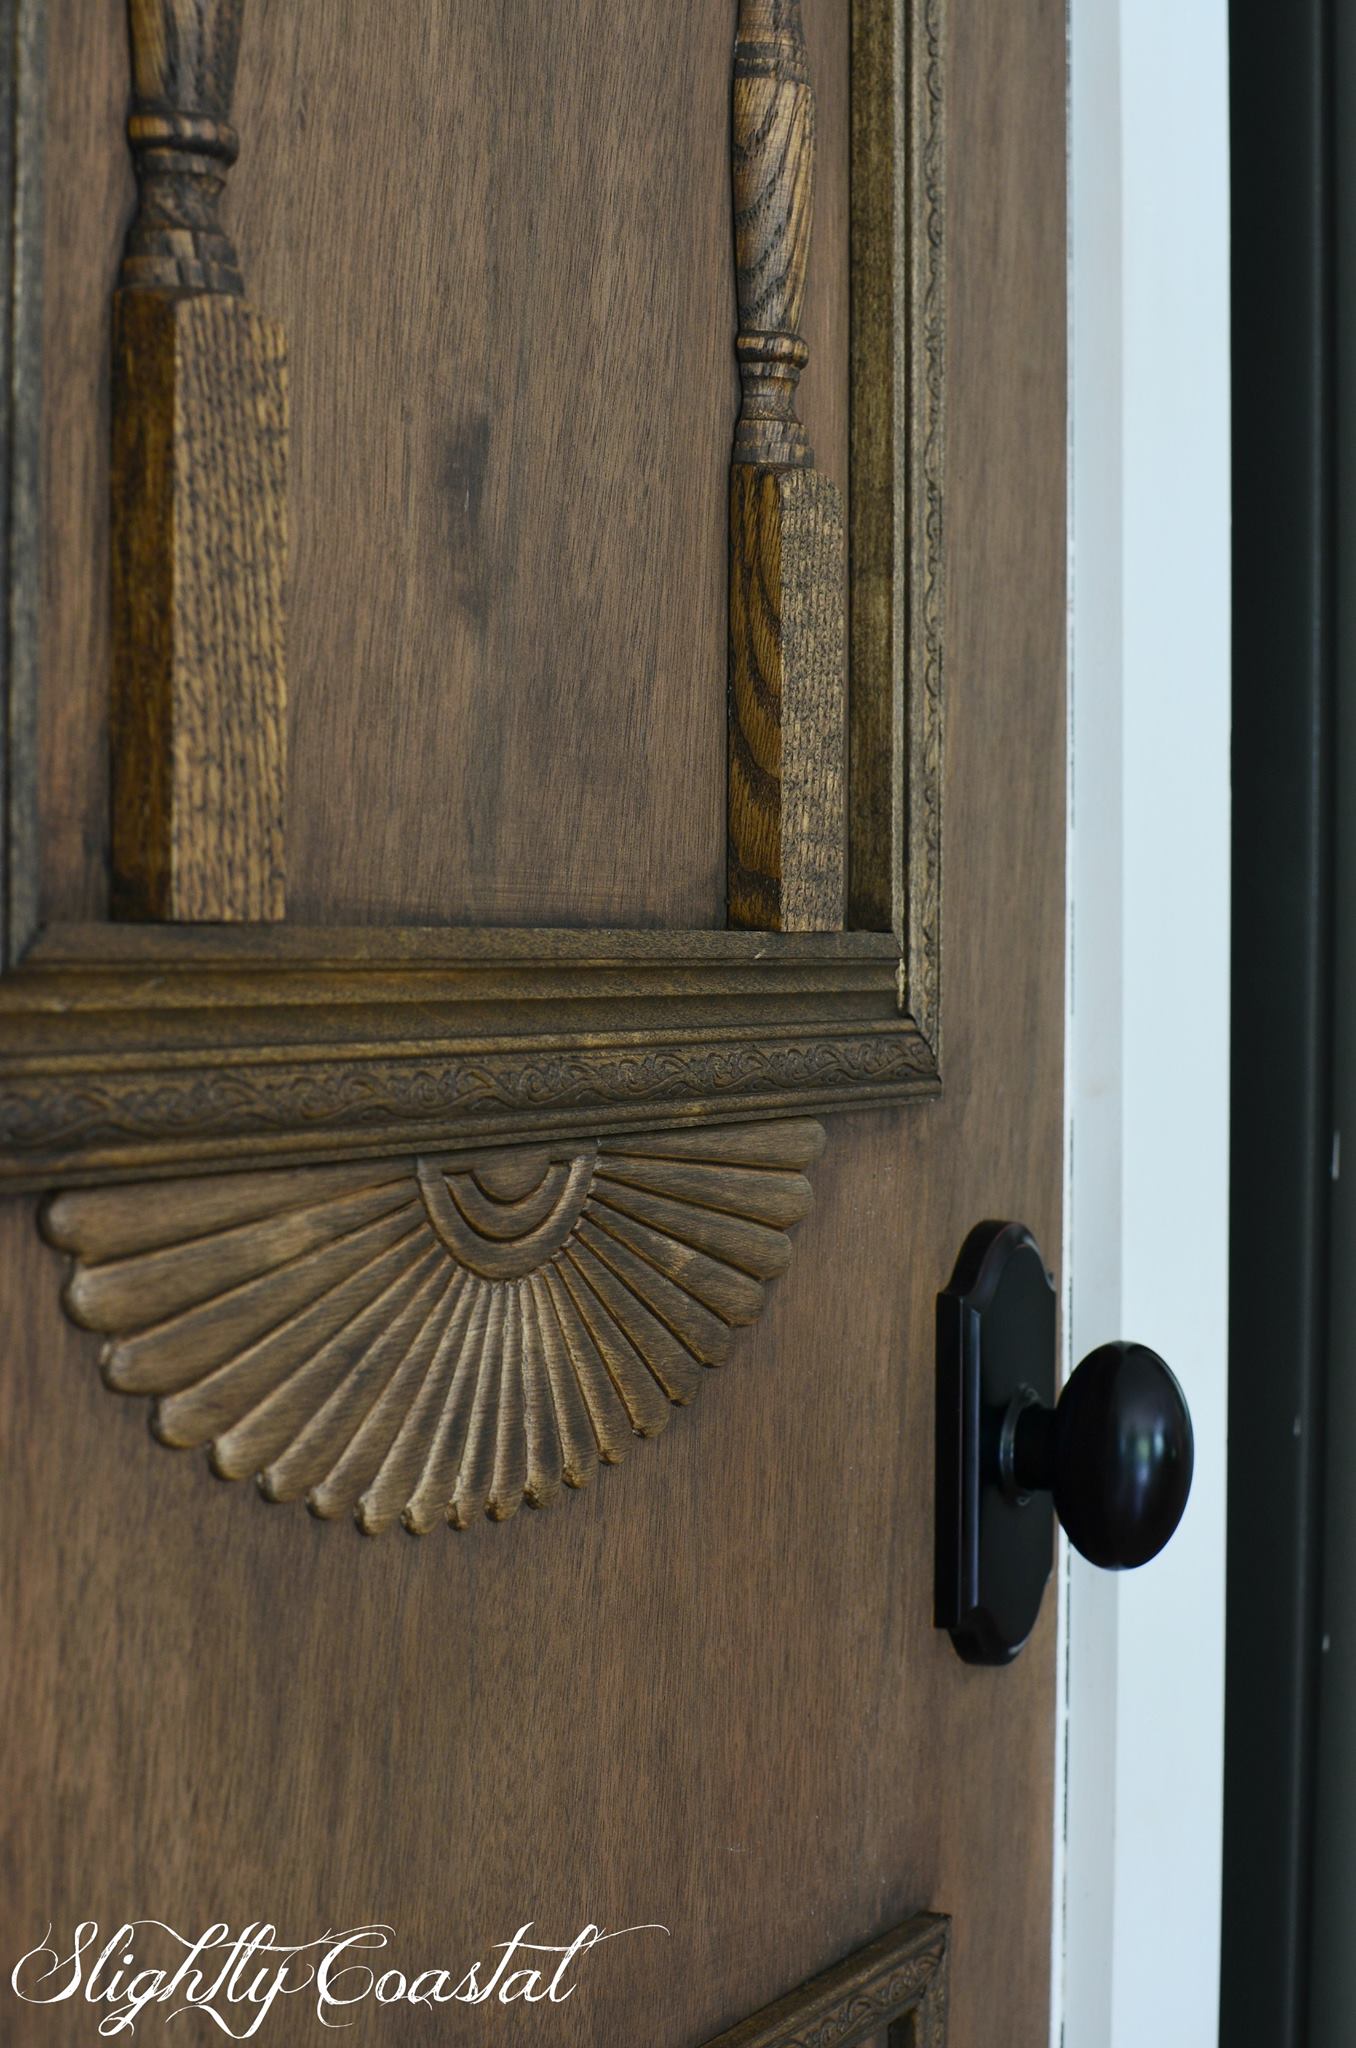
[0,2,1065,2044]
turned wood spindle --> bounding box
[112,0,287,922]
[732,0,815,471]
[121,0,245,295]
[728,0,846,934]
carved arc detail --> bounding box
[41,1121,826,1534]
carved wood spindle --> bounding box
[728,0,846,934]
[112,0,287,922]
[732,0,815,470]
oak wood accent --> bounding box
[111,0,287,922]
[729,0,847,934]
[728,465,846,930]
[43,1121,824,1533]
[699,1915,949,2047]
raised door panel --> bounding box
[38,0,849,930]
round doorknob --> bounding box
[1006,1341,1194,1570]
[937,1224,1197,1663]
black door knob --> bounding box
[935,1221,1195,1664]
[1005,1341,1194,1570]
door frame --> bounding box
[1063,2,1231,2042]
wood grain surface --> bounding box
[5,5,1066,2048]
[39,0,849,930]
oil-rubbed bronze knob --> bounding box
[935,1223,1195,1665]
[1005,1342,1194,1571]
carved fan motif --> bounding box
[43,1121,825,1533]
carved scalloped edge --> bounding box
[0,1040,934,1187]
[0,1032,932,1160]
[41,1120,826,1535]
[698,1912,950,2048]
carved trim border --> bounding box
[0,0,43,969]
[905,0,946,1057]
[850,0,946,1053]
[0,1030,933,1179]
[699,1913,950,2048]
[0,929,934,1187]
[43,1121,826,1534]
[0,0,945,1190]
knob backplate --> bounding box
[935,1220,1057,1665]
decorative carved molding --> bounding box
[850,0,946,1053]
[0,0,44,969]
[0,927,934,1188]
[699,1913,950,2048]
[0,1036,927,1156]
[908,0,947,1056]
[42,1121,826,1533]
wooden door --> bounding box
[0,2,1065,2044]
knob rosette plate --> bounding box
[935,1221,1058,1665]
[935,1221,1194,1666]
